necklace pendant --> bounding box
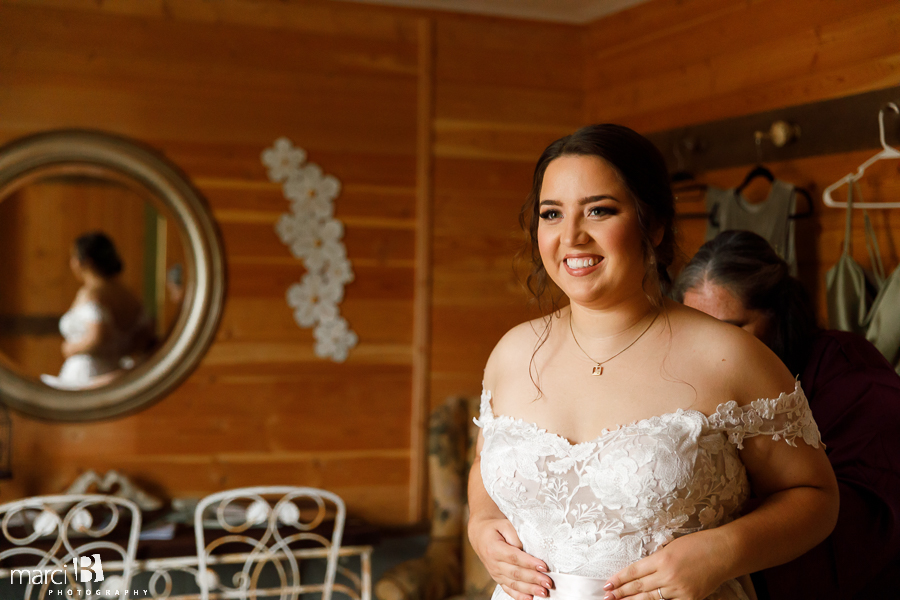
[591,364,603,376]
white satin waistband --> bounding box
[546,572,608,600]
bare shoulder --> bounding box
[666,302,796,409]
[77,287,99,303]
[483,315,554,411]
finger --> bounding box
[606,559,657,589]
[500,545,550,579]
[490,525,550,586]
[603,575,662,600]
[501,583,534,600]
[621,590,668,600]
[501,565,552,597]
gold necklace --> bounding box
[568,310,660,376]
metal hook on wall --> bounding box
[753,131,764,163]
[754,120,802,161]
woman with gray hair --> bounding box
[675,230,900,599]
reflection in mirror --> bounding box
[0,130,224,421]
[0,168,187,390]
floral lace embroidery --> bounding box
[708,381,822,449]
[474,382,820,590]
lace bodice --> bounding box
[59,301,108,343]
[41,301,151,389]
[475,382,821,599]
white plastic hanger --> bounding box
[823,102,900,209]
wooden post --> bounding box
[410,16,435,523]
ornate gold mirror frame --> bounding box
[0,130,225,421]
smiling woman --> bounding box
[465,124,839,600]
[536,155,655,315]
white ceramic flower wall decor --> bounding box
[262,137,358,362]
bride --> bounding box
[467,125,838,600]
[41,232,154,390]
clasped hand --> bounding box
[603,530,732,600]
[468,515,553,600]
[471,519,732,600]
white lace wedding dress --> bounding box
[476,381,821,600]
[41,301,148,390]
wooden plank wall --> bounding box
[428,16,584,405]
[0,0,896,526]
[585,0,900,318]
[0,0,423,524]
[0,0,582,524]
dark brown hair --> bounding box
[518,125,679,393]
[74,231,123,278]
[673,230,819,376]
[519,123,678,315]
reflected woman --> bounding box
[41,232,155,390]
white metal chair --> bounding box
[0,494,141,599]
[193,486,346,600]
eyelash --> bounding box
[538,206,616,220]
[589,206,616,217]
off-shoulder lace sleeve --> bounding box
[473,385,494,429]
[77,301,105,323]
[708,381,822,450]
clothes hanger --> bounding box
[671,139,710,219]
[672,172,708,197]
[673,166,813,222]
[730,164,814,220]
[734,164,774,194]
[673,182,710,220]
[730,133,814,219]
[823,103,900,210]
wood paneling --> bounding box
[0,0,582,526]
[1,0,896,527]
[410,19,435,520]
[0,0,421,524]
[428,13,584,411]
[586,0,900,329]
[585,0,900,132]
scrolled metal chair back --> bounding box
[194,487,346,600]
[0,494,141,599]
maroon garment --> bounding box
[755,330,900,599]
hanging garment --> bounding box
[706,179,797,274]
[825,183,874,335]
[866,267,900,373]
[825,182,899,370]
[863,222,900,371]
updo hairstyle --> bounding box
[73,231,123,278]
[520,124,678,313]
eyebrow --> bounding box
[539,195,620,206]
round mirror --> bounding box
[0,130,225,421]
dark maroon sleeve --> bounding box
[756,331,900,599]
